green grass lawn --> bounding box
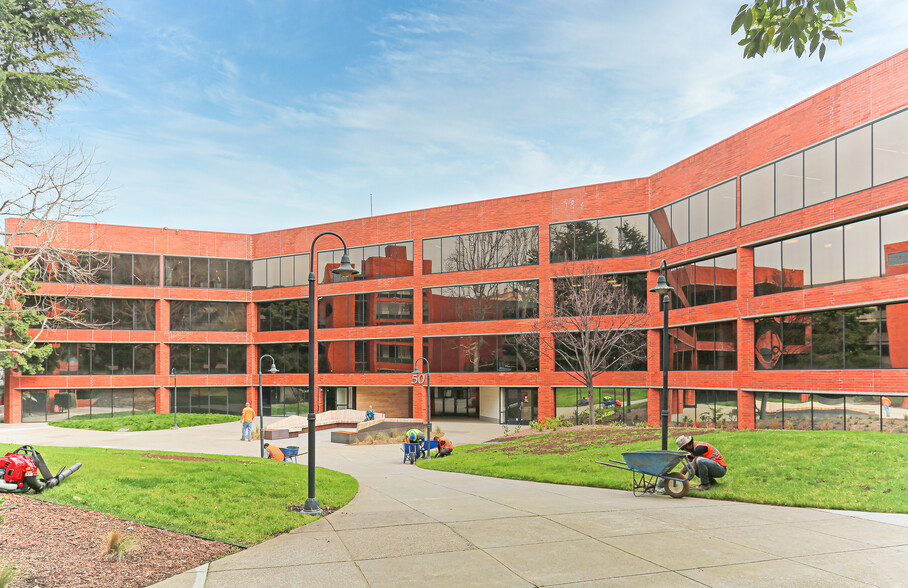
[420,428,908,513]
[1,444,358,546]
[49,413,238,431]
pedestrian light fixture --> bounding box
[650,260,674,451]
[258,354,278,459]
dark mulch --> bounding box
[480,426,710,455]
[0,494,239,588]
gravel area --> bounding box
[0,494,238,587]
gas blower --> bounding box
[0,445,82,494]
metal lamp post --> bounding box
[650,260,674,451]
[412,357,431,460]
[170,368,178,429]
[258,354,278,459]
[306,232,359,514]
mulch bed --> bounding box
[0,494,239,588]
[480,426,710,455]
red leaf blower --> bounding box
[0,445,82,493]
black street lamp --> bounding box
[258,354,278,459]
[650,260,674,451]
[412,357,431,460]
[170,368,178,429]
[306,232,358,514]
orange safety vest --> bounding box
[693,441,726,467]
[437,437,453,451]
[882,397,892,406]
[242,407,255,422]
[265,445,284,461]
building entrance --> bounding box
[322,387,355,411]
[501,387,537,424]
[431,387,478,417]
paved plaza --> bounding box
[2,420,906,587]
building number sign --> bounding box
[411,373,427,385]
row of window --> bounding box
[425,334,539,373]
[549,214,648,262]
[169,301,246,332]
[670,389,738,427]
[754,208,908,294]
[664,253,737,309]
[29,297,156,331]
[170,344,248,375]
[554,331,647,372]
[170,387,248,416]
[742,108,908,226]
[318,242,414,284]
[258,290,415,332]
[423,280,538,323]
[20,388,157,423]
[753,393,904,431]
[43,343,156,375]
[552,273,647,316]
[40,252,160,286]
[423,227,539,274]
[664,321,738,371]
[252,253,311,290]
[649,179,737,253]
[165,257,251,289]
[754,304,900,371]
[259,339,415,374]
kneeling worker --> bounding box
[406,428,426,458]
[433,435,453,457]
[263,443,284,461]
[676,435,726,491]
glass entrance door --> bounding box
[500,387,537,424]
[322,387,355,411]
[431,387,478,417]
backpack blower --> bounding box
[0,445,82,494]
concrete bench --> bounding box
[264,409,387,440]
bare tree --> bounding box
[522,261,648,424]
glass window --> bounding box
[881,209,908,276]
[110,253,132,285]
[713,253,737,303]
[596,217,619,258]
[753,242,782,296]
[804,140,836,206]
[229,345,247,374]
[811,310,843,368]
[171,344,190,374]
[549,223,573,263]
[693,259,715,306]
[203,258,223,289]
[844,218,881,282]
[165,257,189,287]
[169,300,190,331]
[619,214,649,255]
[775,153,804,215]
[92,298,113,327]
[191,303,210,331]
[782,236,811,292]
[845,307,881,369]
[227,303,246,332]
[836,126,872,197]
[112,345,132,375]
[688,192,708,242]
[649,209,670,253]
[252,260,266,290]
[189,258,208,288]
[210,345,228,374]
[112,299,133,330]
[316,250,333,284]
[754,317,782,370]
[782,314,811,369]
[227,259,250,290]
[133,255,159,286]
[873,109,908,185]
[423,238,443,273]
[266,257,281,288]
[135,299,155,330]
[708,180,736,235]
[293,254,309,286]
[279,256,294,288]
[190,344,209,373]
[741,165,774,225]
[810,226,844,288]
[670,200,688,246]
[813,394,844,431]
[397,241,414,276]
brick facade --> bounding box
[5,50,908,426]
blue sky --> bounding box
[45,0,908,233]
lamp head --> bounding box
[412,366,420,374]
[268,363,279,374]
[332,253,359,277]
[649,262,674,296]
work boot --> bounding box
[694,484,711,491]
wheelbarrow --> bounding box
[401,440,438,464]
[597,450,694,498]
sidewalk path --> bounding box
[3,421,906,587]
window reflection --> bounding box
[662,321,737,371]
[169,301,246,332]
[317,241,414,283]
[424,280,538,323]
[426,228,537,273]
[664,255,736,309]
[427,334,538,373]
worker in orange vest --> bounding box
[241,402,255,441]
[263,443,284,461]
[882,396,892,417]
[676,435,727,491]
[433,435,454,457]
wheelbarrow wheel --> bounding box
[663,472,689,498]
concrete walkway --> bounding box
[2,420,907,587]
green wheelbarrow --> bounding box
[597,450,694,498]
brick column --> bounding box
[4,373,22,423]
[155,387,170,414]
[538,386,556,421]
[737,246,755,430]
[738,389,755,429]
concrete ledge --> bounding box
[330,419,424,443]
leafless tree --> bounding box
[1,136,108,356]
[522,261,648,424]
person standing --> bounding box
[241,402,255,441]
[882,396,892,417]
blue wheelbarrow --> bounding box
[401,440,438,464]
[597,450,694,498]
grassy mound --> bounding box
[49,414,238,432]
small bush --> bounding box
[363,435,374,445]
[105,531,138,562]
[375,432,389,442]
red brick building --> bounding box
[4,50,908,431]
